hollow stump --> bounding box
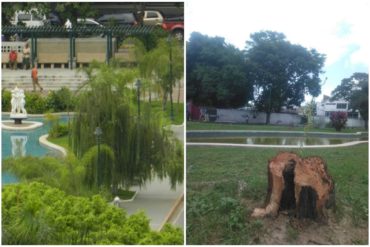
[252,152,335,220]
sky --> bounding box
[185,0,369,104]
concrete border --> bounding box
[116,190,139,203]
[2,112,76,117]
[39,134,67,157]
[187,140,369,148]
[187,130,368,139]
[159,193,184,231]
[2,120,43,130]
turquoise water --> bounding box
[2,115,69,184]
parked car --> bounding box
[136,10,164,26]
[76,18,105,37]
[97,13,137,26]
[200,107,218,122]
[10,9,47,27]
[46,13,62,26]
[161,16,184,41]
[77,18,103,27]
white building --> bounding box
[314,96,364,128]
[316,96,361,119]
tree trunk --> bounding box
[265,111,271,125]
[177,80,181,104]
[252,152,335,220]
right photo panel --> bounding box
[186,0,369,245]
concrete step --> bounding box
[2,80,87,92]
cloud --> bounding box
[186,0,369,68]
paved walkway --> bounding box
[119,177,183,230]
[2,68,184,103]
[118,124,184,230]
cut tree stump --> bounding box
[252,152,335,220]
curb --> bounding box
[39,134,67,157]
[2,120,43,130]
[159,192,184,231]
[114,190,139,203]
[2,112,76,117]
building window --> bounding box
[337,103,347,109]
[348,112,359,119]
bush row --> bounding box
[1,87,76,114]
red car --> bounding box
[161,16,184,41]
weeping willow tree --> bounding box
[140,38,184,109]
[71,61,183,192]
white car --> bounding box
[77,18,104,27]
[10,10,46,27]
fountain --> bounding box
[10,86,27,124]
[2,87,43,131]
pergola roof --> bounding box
[2,25,161,36]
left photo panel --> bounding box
[1,2,184,245]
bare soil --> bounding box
[255,210,367,244]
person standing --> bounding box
[9,49,18,70]
[31,64,43,92]
[22,43,31,70]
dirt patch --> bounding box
[257,211,368,244]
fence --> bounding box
[192,107,366,128]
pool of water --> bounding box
[187,136,363,146]
[2,115,70,184]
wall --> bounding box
[2,38,117,65]
[215,109,302,125]
[2,42,24,63]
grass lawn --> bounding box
[47,135,69,150]
[187,121,367,133]
[186,144,368,244]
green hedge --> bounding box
[2,182,183,245]
[2,87,76,114]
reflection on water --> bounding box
[188,136,361,146]
[2,115,70,185]
[11,135,28,157]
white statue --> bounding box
[10,87,27,115]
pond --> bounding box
[187,136,364,145]
[2,115,70,184]
[187,131,368,146]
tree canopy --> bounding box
[244,31,326,123]
[71,62,183,191]
[187,32,253,108]
[331,72,368,128]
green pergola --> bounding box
[2,25,161,68]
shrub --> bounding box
[2,182,184,245]
[2,89,11,112]
[25,92,47,113]
[330,111,347,131]
[46,87,75,112]
[2,156,83,195]
[49,124,69,138]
